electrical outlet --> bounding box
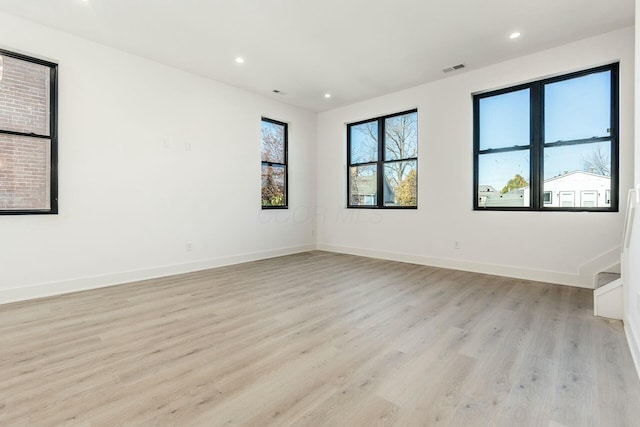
[454,240,460,250]
[186,242,192,252]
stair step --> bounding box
[594,277,623,320]
[597,272,621,289]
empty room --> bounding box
[1,1,640,426]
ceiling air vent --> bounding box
[442,63,466,73]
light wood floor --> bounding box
[1,251,639,426]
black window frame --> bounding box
[0,48,58,215]
[346,109,418,209]
[260,117,288,209]
[473,63,619,212]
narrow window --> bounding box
[473,63,618,212]
[0,49,58,214]
[347,110,418,208]
[261,118,288,208]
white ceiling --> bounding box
[0,0,634,112]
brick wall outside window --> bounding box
[0,54,52,211]
[0,135,50,210]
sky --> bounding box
[478,70,612,190]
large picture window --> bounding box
[261,117,288,208]
[473,63,618,211]
[0,48,58,214]
[347,109,418,208]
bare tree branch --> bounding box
[581,145,610,176]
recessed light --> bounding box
[510,32,521,39]
[235,57,245,64]
[324,93,331,99]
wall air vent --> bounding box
[442,63,466,73]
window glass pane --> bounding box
[350,121,378,164]
[0,55,51,136]
[383,160,416,207]
[543,141,610,208]
[478,150,530,207]
[261,120,285,164]
[0,134,51,210]
[349,165,377,206]
[261,165,286,207]
[385,112,417,161]
[479,89,530,150]
[545,71,611,143]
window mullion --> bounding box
[378,118,385,208]
[610,64,620,212]
[531,82,543,210]
[0,129,51,139]
[473,96,480,210]
[478,146,530,155]
[50,65,59,211]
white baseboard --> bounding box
[624,322,640,381]
[0,244,315,306]
[316,244,588,288]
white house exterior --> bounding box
[480,171,611,208]
[523,171,611,208]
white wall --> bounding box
[0,12,317,303]
[625,0,640,378]
[316,27,635,288]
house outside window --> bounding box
[473,63,619,212]
[347,109,418,209]
[0,48,58,214]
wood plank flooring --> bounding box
[1,251,639,426]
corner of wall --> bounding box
[624,323,640,380]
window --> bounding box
[261,117,287,208]
[473,63,618,211]
[347,109,417,208]
[0,49,58,214]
